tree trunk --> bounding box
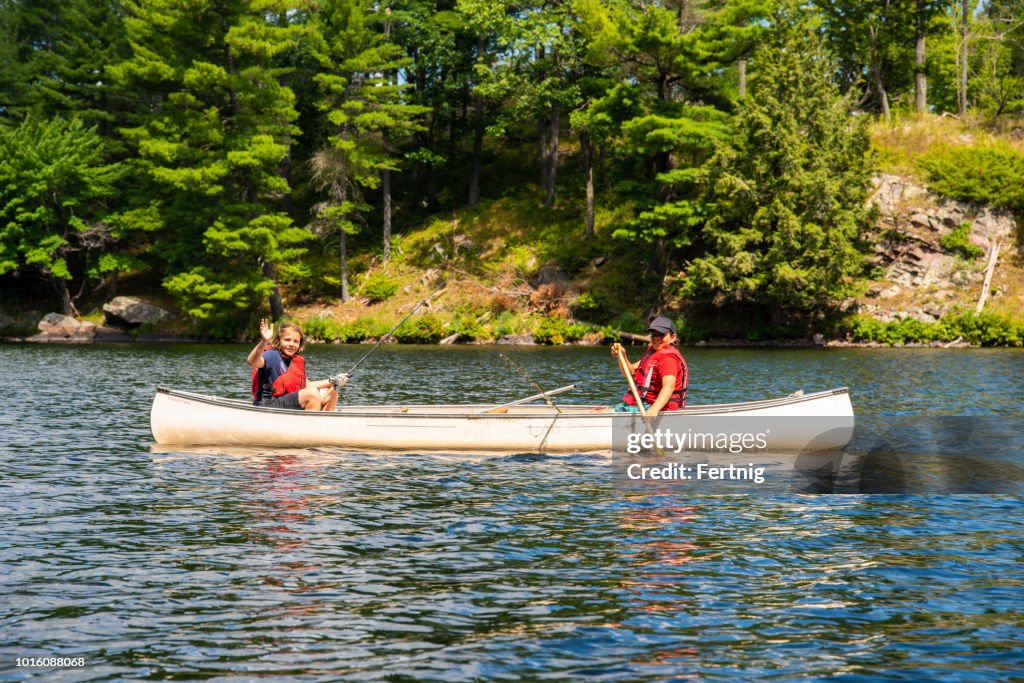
[538,116,549,195]
[581,131,595,240]
[468,35,485,206]
[959,0,969,117]
[263,261,285,321]
[915,0,927,114]
[738,58,747,99]
[54,278,76,317]
[382,168,392,262]
[340,230,350,303]
[870,26,891,122]
[545,102,560,208]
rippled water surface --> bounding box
[2,343,1023,681]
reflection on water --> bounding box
[1,343,1023,680]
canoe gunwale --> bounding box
[154,386,851,419]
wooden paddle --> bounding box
[613,344,663,455]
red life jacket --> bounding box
[623,345,688,410]
[251,352,306,403]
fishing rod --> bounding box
[330,281,446,385]
[479,384,576,414]
[499,353,562,414]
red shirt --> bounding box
[623,345,688,410]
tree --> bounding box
[110,0,311,328]
[972,0,1024,118]
[0,117,125,315]
[576,0,732,273]
[308,0,428,301]
[0,0,131,135]
[683,5,875,322]
[456,0,512,206]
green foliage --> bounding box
[684,6,875,315]
[452,311,492,341]
[301,314,396,343]
[745,323,799,342]
[360,273,400,303]
[571,292,600,314]
[608,311,647,334]
[939,222,984,259]
[0,116,124,313]
[393,314,445,343]
[111,0,311,325]
[838,311,1024,347]
[533,316,590,345]
[916,143,1024,216]
[492,310,527,338]
[675,321,710,343]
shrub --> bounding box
[452,313,489,341]
[338,316,392,343]
[360,273,400,303]
[492,310,524,338]
[939,222,984,259]
[393,314,445,343]
[533,316,590,344]
[940,311,1024,347]
[916,143,1024,216]
[302,314,343,342]
[837,312,1024,347]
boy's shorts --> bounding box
[258,391,302,410]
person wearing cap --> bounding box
[610,316,688,417]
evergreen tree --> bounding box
[110,0,311,329]
[308,0,428,301]
[0,0,131,133]
[577,0,732,273]
[683,6,875,322]
[0,117,125,315]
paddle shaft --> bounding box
[345,283,445,376]
[480,384,576,414]
[499,353,561,414]
[614,345,649,416]
[614,345,664,456]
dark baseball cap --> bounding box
[647,316,676,334]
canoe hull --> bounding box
[151,387,855,453]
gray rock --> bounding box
[103,296,173,328]
[38,313,82,336]
[496,333,535,345]
[532,264,569,287]
[879,285,901,299]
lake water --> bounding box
[2,343,1023,680]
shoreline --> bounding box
[0,334,980,348]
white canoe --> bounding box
[151,387,855,453]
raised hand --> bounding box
[259,318,274,343]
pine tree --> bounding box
[110,0,311,329]
[308,0,427,301]
[683,5,875,322]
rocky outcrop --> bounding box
[103,296,173,329]
[862,174,1019,322]
[25,312,132,342]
